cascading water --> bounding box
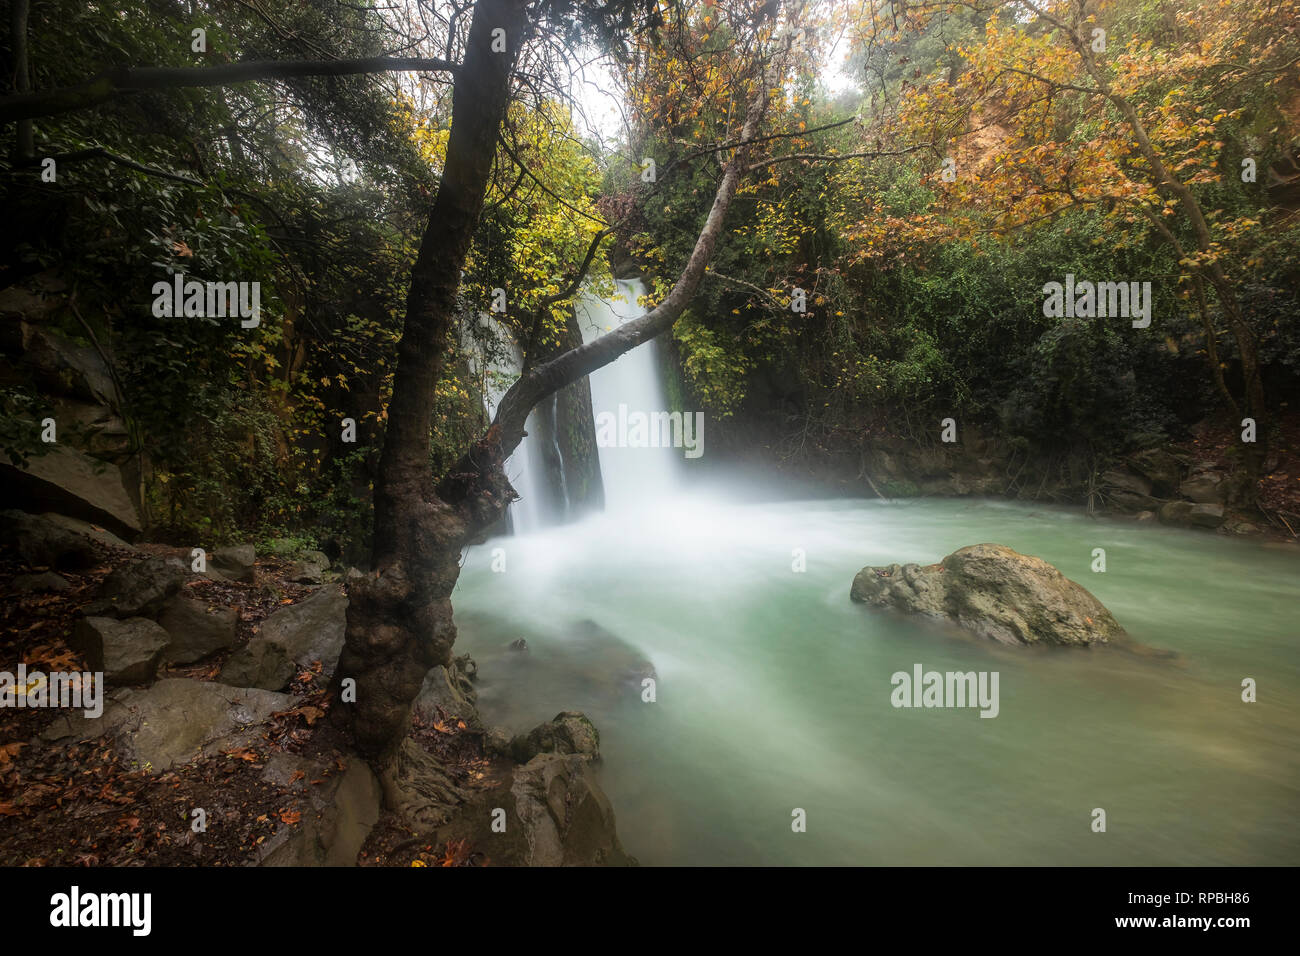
[575,279,681,510]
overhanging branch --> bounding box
[0,56,459,125]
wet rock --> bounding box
[850,543,1125,646]
[554,620,657,704]
[209,544,256,583]
[1188,502,1226,528]
[85,556,184,618]
[503,753,632,865]
[41,678,294,772]
[218,585,347,690]
[1101,469,1159,511]
[1159,500,1225,529]
[254,756,381,867]
[0,510,99,570]
[1159,500,1195,526]
[70,616,171,685]
[484,727,512,757]
[509,639,529,652]
[0,444,141,536]
[413,661,481,729]
[286,560,324,585]
[1135,510,1157,523]
[510,711,601,763]
[1126,447,1186,496]
[427,752,633,866]
[1180,473,1226,504]
[157,594,239,664]
[453,654,478,682]
[12,571,72,593]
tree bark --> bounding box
[331,0,528,789]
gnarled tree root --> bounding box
[377,738,471,830]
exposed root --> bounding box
[377,738,470,829]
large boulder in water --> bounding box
[850,543,1125,647]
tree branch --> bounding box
[0,56,459,125]
[490,83,770,456]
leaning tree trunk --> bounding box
[331,0,528,823]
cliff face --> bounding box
[1,273,143,537]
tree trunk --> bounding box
[330,0,527,821]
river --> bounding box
[451,285,1300,866]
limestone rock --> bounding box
[0,444,140,536]
[1188,502,1226,528]
[157,594,239,664]
[1180,473,1226,504]
[219,585,347,690]
[254,756,381,867]
[0,509,99,570]
[413,661,480,728]
[85,556,184,618]
[12,571,72,593]
[503,753,632,866]
[426,752,633,866]
[850,543,1125,646]
[218,640,297,691]
[509,711,601,763]
[41,678,293,772]
[71,616,170,685]
[209,544,256,583]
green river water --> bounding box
[452,494,1300,865]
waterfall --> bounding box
[461,314,552,534]
[575,279,680,510]
[464,279,681,534]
